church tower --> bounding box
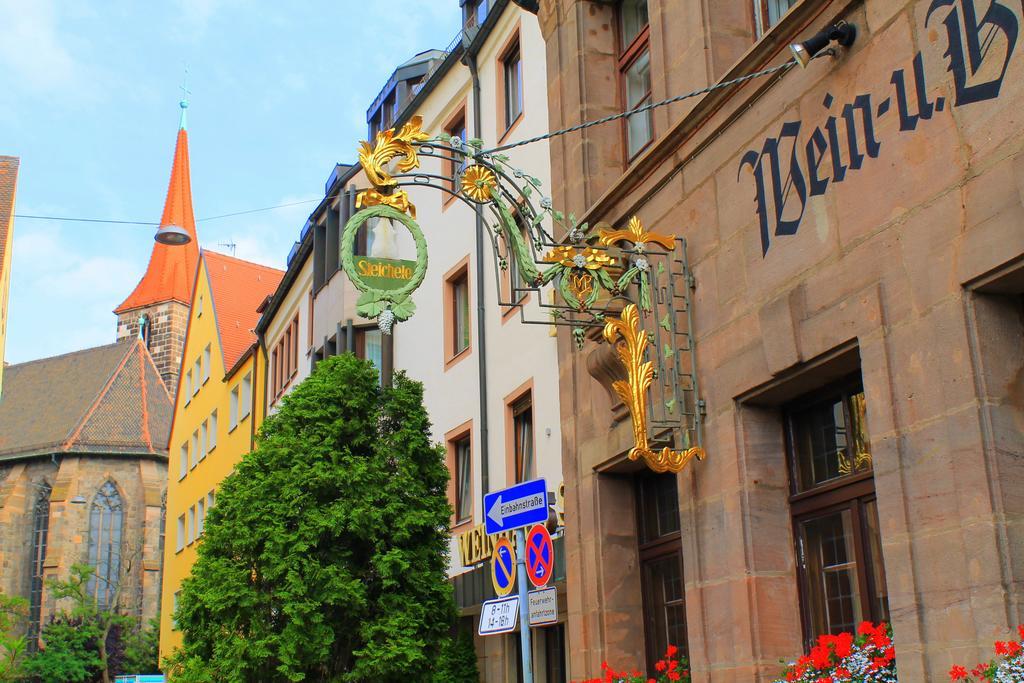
[115,100,199,391]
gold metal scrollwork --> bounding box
[598,216,675,251]
[602,303,705,473]
[356,115,431,218]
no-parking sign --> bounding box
[525,524,554,588]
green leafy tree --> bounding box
[120,618,160,675]
[0,594,28,682]
[22,613,103,683]
[167,354,458,682]
[432,629,479,683]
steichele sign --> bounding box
[353,256,417,291]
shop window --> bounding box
[786,379,889,648]
[618,0,652,159]
[87,481,124,611]
[27,483,51,648]
[512,394,535,483]
[500,34,523,137]
[636,473,688,674]
[755,0,798,34]
[444,260,472,367]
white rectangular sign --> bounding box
[478,596,519,636]
[527,587,558,626]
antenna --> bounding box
[217,240,237,256]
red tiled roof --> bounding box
[0,339,172,460]
[0,156,18,301]
[114,126,199,314]
[203,251,284,374]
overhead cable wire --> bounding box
[13,58,797,228]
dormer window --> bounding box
[464,0,488,29]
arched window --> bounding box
[87,481,124,611]
[27,482,51,648]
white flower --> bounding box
[572,254,587,269]
[540,196,552,210]
[634,257,650,272]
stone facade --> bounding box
[539,0,1024,680]
[0,456,166,630]
[117,300,190,392]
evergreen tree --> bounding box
[167,354,458,682]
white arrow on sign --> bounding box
[487,492,547,528]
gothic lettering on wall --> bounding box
[739,0,1020,256]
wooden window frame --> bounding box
[290,316,299,379]
[443,256,472,370]
[617,2,653,162]
[503,379,535,485]
[445,420,475,532]
[635,472,688,674]
[784,376,888,648]
[500,206,532,323]
[496,22,524,144]
[441,103,468,209]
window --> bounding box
[199,420,208,462]
[207,490,216,511]
[191,431,199,469]
[240,372,252,420]
[786,380,889,647]
[179,443,188,480]
[636,473,688,674]
[271,317,300,399]
[448,431,473,526]
[192,358,201,396]
[501,211,531,316]
[184,370,192,405]
[308,291,315,352]
[464,0,488,28]
[209,410,218,451]
[202,345,211,383]
[355,328,383,383]
[512,395,534,483]
[756,0,798,34]
[87,482,123,611]
[445,264,471,363]
[27,483,51,647]
[197,497,206,536]
[500,36,523,135]
[230,385,239,430]
[443,108,468,199]
[196,295,203,317]
[173,591,181,629]
[618,0,652,158]
[176,515,185,552]
[187,505,195,545]
[543,623,567,683]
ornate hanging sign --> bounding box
[341,115,705,473]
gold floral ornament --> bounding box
[603,304,705,473]
[598,216,675,252]
[460,164,498,203]
[356,115,431,219]
[541,246,617,311]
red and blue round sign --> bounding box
[525,524,554,588]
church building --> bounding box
[0,101,199,645]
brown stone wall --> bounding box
[541,0,1024,680]
[0,455,167,632]
[117,300,189,395]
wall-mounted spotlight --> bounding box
[790,21,857,68]
[154,223,192,246]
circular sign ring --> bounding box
[525,524,554,588]
[490,538,516,597]
[340,205,429,299]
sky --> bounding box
[0,0,461,363]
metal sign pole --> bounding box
[515,527,534,683]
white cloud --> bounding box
[5,217,141,362]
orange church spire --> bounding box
[114,100,199,314]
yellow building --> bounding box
[0,156,19,396]
[158,250,283,660]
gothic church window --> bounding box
[87,481,124,611]
[27,483,51,647]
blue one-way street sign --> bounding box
[484,478,548,535]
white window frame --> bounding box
[197,497,206,535]
[179,443,188,480]
[176,515,185,552]
[202,344,211,383]
[192,359,201,396]
[187,506,196,545]
[229,386,240,431]
[184,370,192,405]
[209,410,218,452]
[199,420,208,462]
[240,373,252,420]
[191,431,199,469]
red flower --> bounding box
[655,661,666,673]
[857,621,877,637]
[1007,641,1022,656]
[666,644,678,658]
[1017,624,1024,640]
[834,666,851,679]
[834,632,854,658]
[809,644,832,669]
[667,672,680,681]
[948,665,968,680]
[995,640,1009,655]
